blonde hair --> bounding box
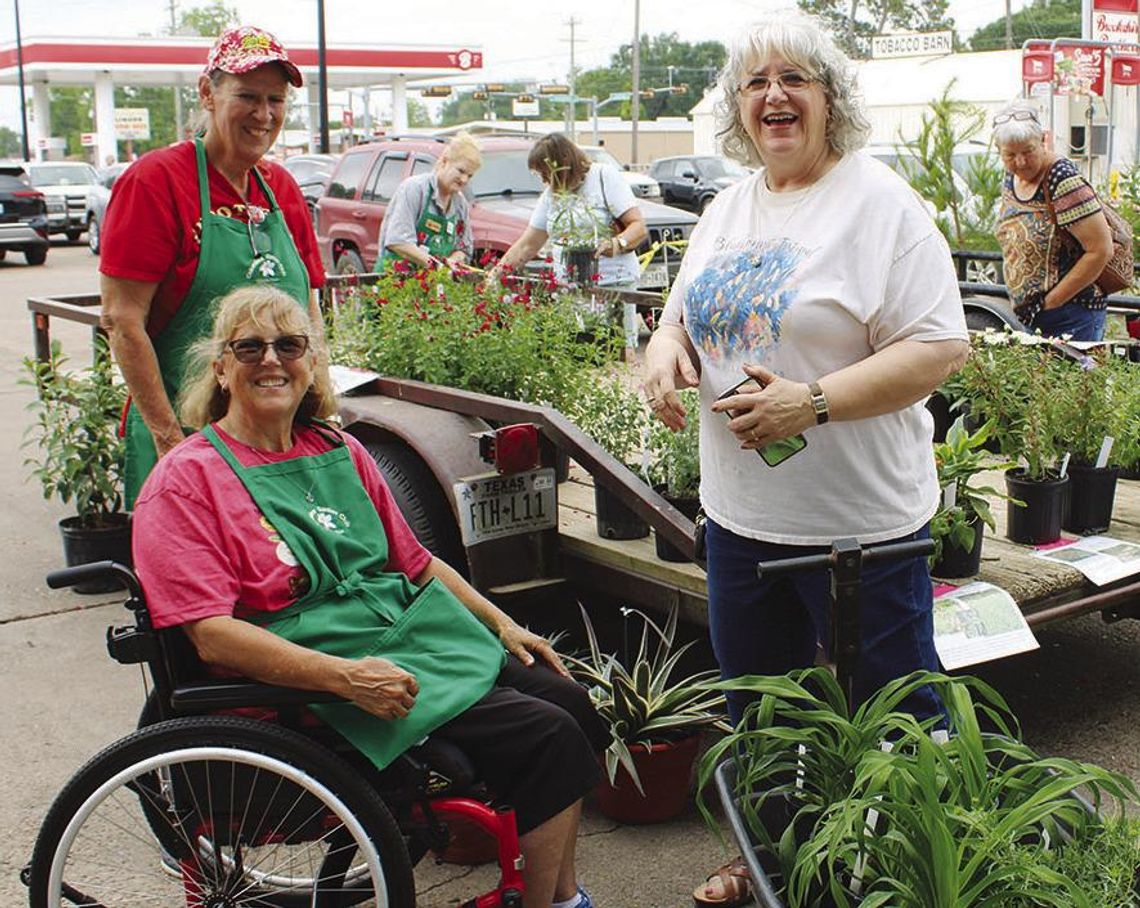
[178,285,336,429]
[439,130,482,171]
[714,12,870,167]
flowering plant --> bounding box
[644,388,701,498]
[327,265,622,412]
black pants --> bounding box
[436,656,607,834]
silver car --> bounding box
[580,145,662,200]
[27,161,100,242]
[84,162,132,256]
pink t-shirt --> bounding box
[132,425,432,629]
[99,142,326,338]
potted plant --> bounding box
[645,387,701,562]
[546,166,610,287]
[698,667,1140,908]
[22,337,130,593]
[567,374,651,540]
[951,332,1070,545]
[1054,350,1131,535]
[930,416,1017,578]
[564,603,729,824]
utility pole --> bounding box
[564,16,580,139]
[168,0,184,141]
[1004,0,1013,49]
[631,0,640,165]
[317,0,330,153]
[14,0,29,161]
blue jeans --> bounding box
[704,518,943,725]
[1033,304,1106,341]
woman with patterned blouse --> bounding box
[993,101,1113,341]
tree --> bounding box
[178,0,239,37]
[43,87,93,157]
[407,99,434,128]
[967,0,1080,52]
[0,126,21,157]
[577,33,726,120]
[797,0,954,59]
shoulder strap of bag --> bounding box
[1040,168,1059,228]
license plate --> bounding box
[640,262,668,289]
[454,468,557,546]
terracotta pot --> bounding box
[594,734,701,824]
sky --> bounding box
[0,0,1021,135]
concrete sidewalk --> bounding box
[0,248,729,907]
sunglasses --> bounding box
[738,70,816,97]
[993,110,1039,126]
[225,335,310,364]
[246,217,272,259]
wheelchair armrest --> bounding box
[170,679,346,712]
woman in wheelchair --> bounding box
[129,284,608,908]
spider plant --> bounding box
[564,603,729,794]
[697,668,1139,908]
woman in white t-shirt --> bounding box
[643,17,968,905]
[491,133,648,361]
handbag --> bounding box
[1042,177,1134,296]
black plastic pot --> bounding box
[653,488,699,562]
[1063,463,1118,535]
[932,514,984,579]
[593,483,649,540]
[58,514,132,593]
[1005,469,1068,546]
[563,247,598,286]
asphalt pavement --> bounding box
[1,244,1137,908]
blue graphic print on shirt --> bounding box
[684,238,807,364]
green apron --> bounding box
[123,139,311,507]
[379,180,460,271]
[202,422,505,770]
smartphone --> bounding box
[716,377,808,468]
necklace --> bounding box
[764,178,822,238]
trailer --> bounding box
[26,279,1140,642]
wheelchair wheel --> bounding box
[28,716,415,908]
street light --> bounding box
[316,0,329,153]
[14,0,30,161]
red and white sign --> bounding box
[1022,51,1055,83]
[80,132,96,147]
[1092,0,1139,45]
[342,109,353,128]
[1027,40,1107,95]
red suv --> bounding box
[314,135,696,290]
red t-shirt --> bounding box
[99,142,326,336]
[132,425,433,630]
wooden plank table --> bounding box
[557,463,1140,629]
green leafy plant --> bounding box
[1052,349,1135,468]
[945,332,1070,481]
[930,416,1018,563]
[644,387,700,498]
[22,337,127,527]
[327,268,621,412]
[566,373,649,470]
[896,82,1003,252]
[697,668,1140,908]
[564,603,728,794]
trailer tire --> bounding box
[363,440,468,576]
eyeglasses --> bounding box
[246,217,272,259]
[225,335,310,364]
[738,70,816,97]
[993,110,1040,126]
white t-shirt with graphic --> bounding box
[661,151,966,545]
[529,163,640,286]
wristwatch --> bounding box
[808,381,829,425]
[615,235,629,251]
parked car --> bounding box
[315,136,697,290]
[84,162,132,256]
[281,152,339,223]
[579,145,662,200]
[26,161,100,242]
[0,162,49,266]
[649,155,751,212]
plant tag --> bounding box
[1095,436,1114,469]
[942,483,957,509]
[1058,452,1071,479]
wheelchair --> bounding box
[23,561,526,908]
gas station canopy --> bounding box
[0,35,483,161]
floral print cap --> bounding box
[204,26,303,87]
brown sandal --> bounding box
[692,856,753,907]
